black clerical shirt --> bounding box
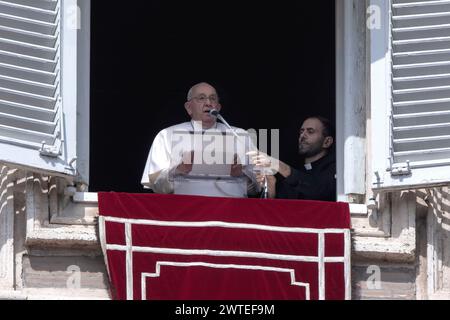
[275,152,336,202]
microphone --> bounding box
[209,109,220,117]
[208,109,237,139]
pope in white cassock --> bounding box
[141,82,260,197]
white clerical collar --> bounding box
[304,163,313,171]
[190,120,218,132]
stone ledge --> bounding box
[73,192,369,214]
[0,289,110,300]
[26,225,99,249]
[0,290,27,300]
[352,236,415,262]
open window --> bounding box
[88,1,336,194]
[371,0,450,191]
[0,0,90,184]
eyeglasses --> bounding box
[190,94,219,104]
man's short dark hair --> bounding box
[304,116,335,139]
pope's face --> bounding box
[185,83,221,128]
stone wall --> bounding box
[0,167,109,299]
[1,166,450,299]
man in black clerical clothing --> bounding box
[250,116,336,202]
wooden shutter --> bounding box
[391,0,450,168]
[0,0,88,178]
[370,0,450,190]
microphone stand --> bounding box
[210,110,268,199]
[261,175,268,199]
[213,112,241,140]
[209,109,246,147]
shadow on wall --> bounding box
[427,186,450,231]
[425,186,450,289]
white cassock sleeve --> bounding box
[141,129,179,194]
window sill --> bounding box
[72,192,370,216]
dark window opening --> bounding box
[90,1,335,193]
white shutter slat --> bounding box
[0,37,57,60]
[393,122,450,141]
[393,27,450,42]
[393,0,450,15]
[394,97,450,106]
[0,86,57,109]
[0,123,55,145]
[0,50,57,72]
[0,110,57,134]
[393,61,450,77]
[0,62,57,84]
[393,148,450,164]
[393,85,450,101]
[394,110,450,125]
[391,0,450,170]
[0,74,57,96]
[394,135,450,153]
[394,14,450,29]
[395,0,438,3]
[0,13,57,35]
[394,38,450,53]
[393,49,450,64]
[0,99,56,121]
[0,26,57,48]
[6,0,58,11]
[393,99,450,117]
[0,1,57,23]
[393,73,450,90]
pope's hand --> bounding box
[175,151,194,175]
[230,154,244,177]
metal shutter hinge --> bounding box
[389,160,411,176]
[39,141,61,157]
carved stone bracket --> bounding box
[352,191,416,262]
[25,174,99,250]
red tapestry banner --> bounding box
[98,193,351,300]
